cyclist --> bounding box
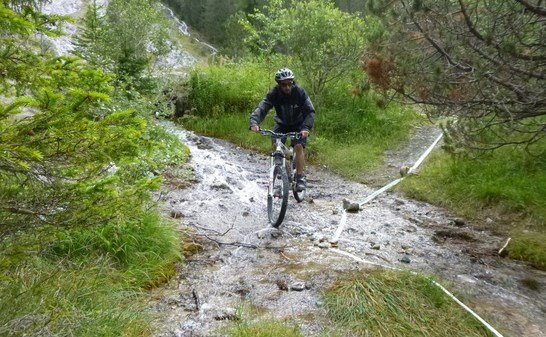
[249,68,315,191]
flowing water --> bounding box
[151,121,545,337]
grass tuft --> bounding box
[227,304,303,337]
[0,211,181,336]
[322,270,496,337]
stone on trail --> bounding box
[342,198,360,212]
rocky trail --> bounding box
[150,122,545,337]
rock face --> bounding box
[40,0,198,70]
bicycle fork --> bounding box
[268,153,284,198]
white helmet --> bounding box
[275,68,295,82]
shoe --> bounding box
[296,174,306,192]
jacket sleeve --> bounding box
[301,93,315,131]
[249,91,274,128]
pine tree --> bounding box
[73,0,109,68]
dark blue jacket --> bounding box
[250,83,315,131]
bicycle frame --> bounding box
[258,129,303,227]
[261,130,299,193]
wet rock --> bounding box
[196,137,213,150]
[457,274,478,284]
[519,278,540,291]
[213,308,239,321]
[405,225,417,232]
[242,211,250,217]
[317,241,331,249]
[276,279,288,290]
[432,235,445,244]
[310,233,324,242]
[407,217,423,225]
[342,198,360,212]
[270,229,282,238]
[170,210,183,219]
[183,242,203,256]
[211,182,232,192]
[371,244,381,250]
[399,165,410,176]
[452,218,466,227]
[290,282,306,291]
[399,254,411,264]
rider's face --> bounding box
[278,80,293,94]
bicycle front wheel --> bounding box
[267,165,289,228]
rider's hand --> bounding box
[250,125,260,133]
[301,130,309,138]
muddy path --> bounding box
[151,122,545,337]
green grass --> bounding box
[229,319,303,337]
[224,304,304,337]
[322,270,496,337]
[0,212,182,336]
[398,144,546,270]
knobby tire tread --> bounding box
[268,165,289,228]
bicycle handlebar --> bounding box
[259,129,301,139]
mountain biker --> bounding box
[249,68,315,192]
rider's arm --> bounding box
[249,92,274,130]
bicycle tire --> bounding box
[292,153,305,203]
[267,165,289,228]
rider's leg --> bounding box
[294,143,306,191]
[294,143,305,175]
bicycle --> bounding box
[258,129,306,228]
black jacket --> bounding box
[249,83,315,131]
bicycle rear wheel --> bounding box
[268,165,289,228]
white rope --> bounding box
[408,133,444,174]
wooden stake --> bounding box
[498,237,511,255]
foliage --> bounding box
[74,0,171,87]
[1,2,186,336]
[322,270,495,337]
[1,2,186,240]
[186,60,272,116]
[238,0,369,96]
[229,318,303,337]
[161,0,367,49]
[363,0,545,151]
[227,303,303,337]
[0,211,180,336]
